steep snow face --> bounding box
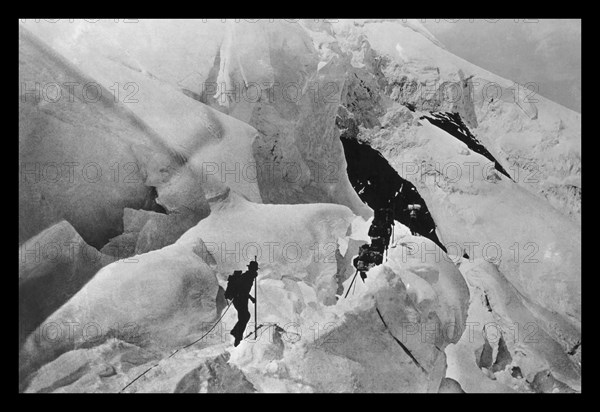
[331,19,581,221]
[475,98,581,221]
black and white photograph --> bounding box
[18,18,581,393]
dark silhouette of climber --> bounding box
[225,261,258,347]
[353,243,372,281]
[369,207,394,250]
[406,203,421,235]
[352,207,395,281]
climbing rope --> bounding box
[182,301,233,350]
[119,258,426,393]
[119,300,233,393]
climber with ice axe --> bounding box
[225,257,259,347]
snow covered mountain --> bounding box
[19,19,580,393]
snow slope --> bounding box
[331,19,581,221]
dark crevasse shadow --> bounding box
[420,112,513,181]
[339,136,447,253]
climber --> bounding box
[368,207,394,261]
[369,238,386,263]
[225,260,259,347]
[353,243,371,280]
[353,245,367,280]
[406,203,421,235]
[369,208,393,243]
[352,243,384,281]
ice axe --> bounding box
[344,268,360,299]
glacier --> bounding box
[18,19,580,393]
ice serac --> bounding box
[20,20,262,217]
[19,26,167,248]
[299,270,442,392]
[100,208,203,258]
[283,221,469,393]
[210,20,369,216]
[19,242,221,384]
[19,220,116,348]
[176,191,355,306]
[445,259,581,393]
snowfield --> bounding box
[19,19,580,393]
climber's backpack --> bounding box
[225,270,243,300]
